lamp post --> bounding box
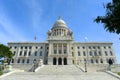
[84,60,87,72]
[84,37,89,64]
[33,59,36,72]
[108,58,113,71]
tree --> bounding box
[0,44,14,65]
[94,0,120,34]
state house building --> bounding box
[8,17,117,65]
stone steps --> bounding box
[36,65,83,75]
[1,65,120,80]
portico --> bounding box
[53,57,67,65]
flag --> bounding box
[34,36,37,41]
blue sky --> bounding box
[0,0,120,63]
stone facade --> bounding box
[8,17,117,65]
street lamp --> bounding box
[33,59,37,72]
[84,60,87,72]
[108,58,113,71]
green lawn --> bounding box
[117,72,120,76]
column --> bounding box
[62,57,63,65]
[56,57,58,65]
[48,43,53,65]
[61,29,63,36]
[57,44,58,54]
[67,44,69,54]
[62,44,63,54]
[61,29,62,36]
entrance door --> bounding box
[64,58,67,65]
[58,58,62,65]
[53,58,56,65]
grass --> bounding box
[117,72,120,76]
[0,70,3,76]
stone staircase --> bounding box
[11,64,33,71]
[1,65,120,80]
[36,65,82,75]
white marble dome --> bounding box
[53,16,67,28]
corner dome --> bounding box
[53,16,67,28]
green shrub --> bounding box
[117,72,120,76]
[0,70,3,76]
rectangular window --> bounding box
[36,46,38,49]
[83,51,86,56]
[24,51,27,56]
[14,51,16,55]
[28,51,31,56]
[71,47,73,49]
[105,51,108,56]
[109,46,111,49]
[93,46,95,49]
[29,46,32,49]
[22,59,24,63]
[35,51,37,56]
[94,51,97,56]
[19,51,22,56]
[25,46,27,49]
[46,52,48,56]
[72,52,74,56]
[89,51,92,56]
[110,51,113,56]
[99,51,102,56]
[59,50,61,54]
[27,59,29,63]
[78,52,80,56]
[17,59,20,63]
[40,51,42,56]
[14,46,17,49]
[54,50,57,54]
[64,49,66,54]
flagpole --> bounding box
[34,36,37,42]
